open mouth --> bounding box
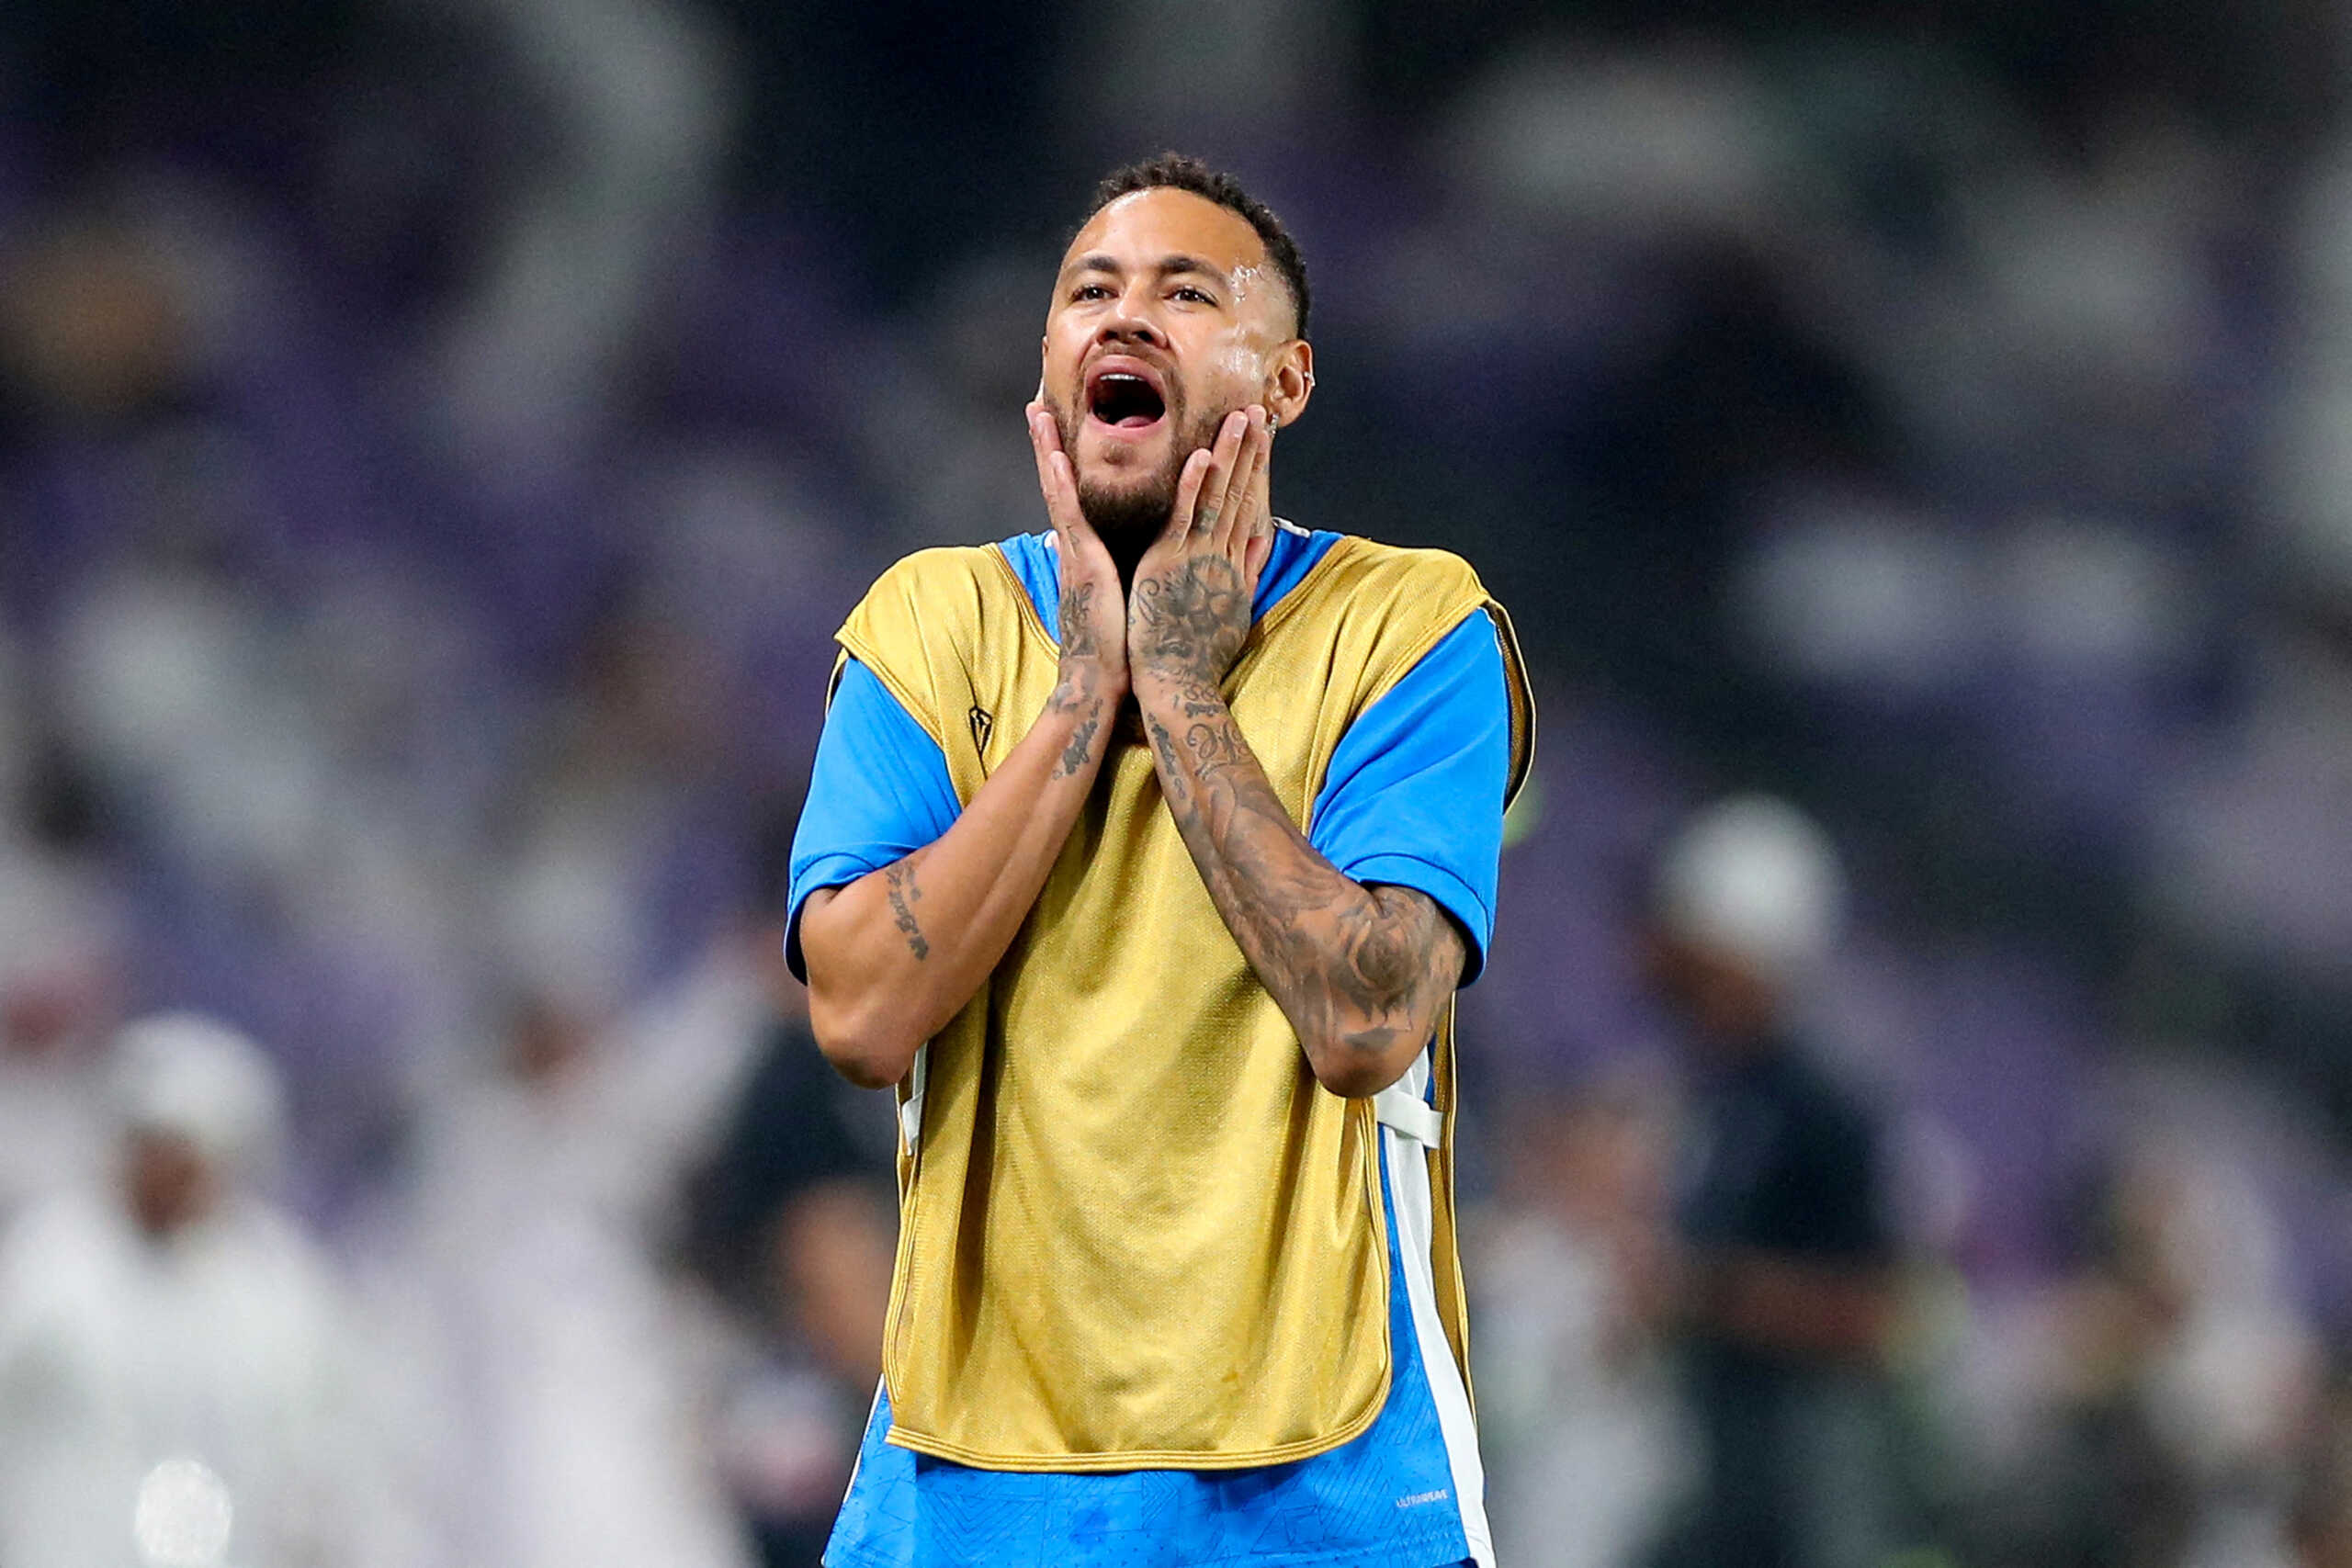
[1087,369,1167,431]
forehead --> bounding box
[1058,186,1269,278]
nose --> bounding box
[1096,285,1170,352]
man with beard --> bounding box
[786,155,1532,1568]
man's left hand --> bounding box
[1128,405,1274,692]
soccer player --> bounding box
[787,154,1532,1568]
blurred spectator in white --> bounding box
[419,0,734,485]
[1984,1138,2320,1568]
[0,847,122,1220]
[1735,489,1983,709]
[2146,608,2352,993]
[1444,40,1794,250]
[1472,1070,1688,1568]
[2268,126,2352,613]
[2142,89,2352,1004]
[0,1012,382,1568]
[1641,796,1910,1568]
[362,886,773,1568]
[1933,108,2226,510]
[51,432,324,893]
[1067,0,1346,145]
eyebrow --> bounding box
[1065,253,1232,289]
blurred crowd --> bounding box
[3,2,2352,1565]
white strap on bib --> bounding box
[899,1043,930,1155]
[1373,1081,1443,1148]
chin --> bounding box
[1075,466,1180,544]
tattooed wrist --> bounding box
[1055,711,1103,778]
[1049,650,1114,709]
[1130,668,1226,716]
[1048,685,1106,779]
[1044,660,1114,779]
[1137,679,1245,781]
[1057,580,1106,660]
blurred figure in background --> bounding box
[684,825,898,1566]
[0,851,120,1223]
[1642,796,1907,1568]
[1983,1140,2321,1568]
[1472,1069,1688,1568]
[688,984,895,1561]
[0,1012,376,1568]
[424,0,736,485]
[362,912,770,1568]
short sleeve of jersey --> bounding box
[784,659,959,980]
[1307,610,1512,985]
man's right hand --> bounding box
[803,409,1131,1088]
[1028,402,1128,714]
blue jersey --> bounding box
[789,525,1510,1568]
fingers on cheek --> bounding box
[1179,448,1212,506]
[1229,428,1260,488]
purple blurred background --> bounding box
[2,4,2350,1565]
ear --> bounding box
[1264,339,1313,432]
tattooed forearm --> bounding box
[1057,714,1101,778]
[1320,887,1455,1054]
[1142,688,1462,1093]
[1143,679,1249,783]
[882,860,929,960]
[1044,642,1111,779]
[1143,714,1186,799]
[1181,717,1248,775]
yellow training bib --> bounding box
[837,534,1531,1471]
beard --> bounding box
[1049,389,1229,562]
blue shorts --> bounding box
[824,1132,1490,1568]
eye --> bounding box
[1172,286,1216,305]
[1071,283,1113,302]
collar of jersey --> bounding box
[998,520,1338,648]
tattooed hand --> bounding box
[1028,402,1129,741]
[1128,406,1274,692]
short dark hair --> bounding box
[1087,153,1311,340]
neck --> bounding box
[1107,531,1151,592]
[1084,478,1280,591]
